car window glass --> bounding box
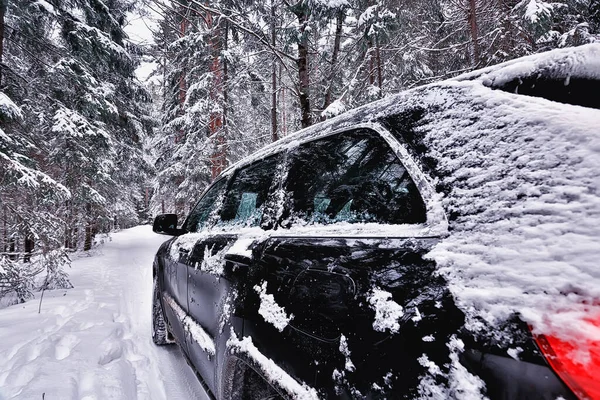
[283,129,427,225]
[220,155,279,227]
[185,178,228,232]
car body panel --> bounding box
[185,234,238,393]
[152,44,600,400]
[242,236,463,398]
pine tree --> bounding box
[0,0,151,304]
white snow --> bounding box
[33,0,56,15]
[227,237,255,258]
[200,243,228,275]
[321,99,347,119]
[0,93,23,120]
[367,288,404,334]
[417,337,487,400]
[311,0,349,9]
[254,281,294,332]
[0,226,208,400]
[456,42,600,86]
[338,334,355,372]
[506,347,523,361]
[227,330,319,400]
[520,0,553,24]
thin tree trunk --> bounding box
[0,0,6,86]
[8,238,15,260]
[175,14,188,144]
[321,9,344,115]
[270,0,278,142]
[375,35,383,97]
[84,202,93,251]
[468,0,480,66]
[84,226,92,251]
[368,37,375,86]
[280,63,286,137]
[2,205,6,254]
[222,21,229,171]
[207,12,226,179]
[23,234,33,263]
[293,5,312,128]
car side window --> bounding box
[185,178,228,232]
[283,128,427,225]
[220,155,279,227]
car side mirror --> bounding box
[153,214,185,236]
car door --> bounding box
[161,178,230,353]
[160,240,190,351]
[240,127,464,398]
[183,154,282,395]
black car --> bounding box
[152,44,600,400]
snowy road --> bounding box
[0,226,208,400]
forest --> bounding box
[0,0,598,304]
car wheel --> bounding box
[152,277,173,345]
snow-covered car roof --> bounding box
[455,42,600,85]
[223,44,600,349]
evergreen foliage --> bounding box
[148,0,599,217]
[0,0,152,304]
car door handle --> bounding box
[223,253,251,266]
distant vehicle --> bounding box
[152,44,600,400]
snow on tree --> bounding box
[0,0,152,305]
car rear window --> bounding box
[282,128,427,226]
[490,76,600,110]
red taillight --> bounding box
[532,317,600,400]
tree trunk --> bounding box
[293,5,312,128]
[207,12,227,179]
[83,202,93,251]
[2,205,6,254]
[23,234,33,263]
[222,21,229,164]
[175,12,188,144]
[0,0,7,86]
[84,226,92,251]
[280,63,287,137]
[375,35,383,97]
[368,37,375,86]
[271,0,278,142]
[321,9,344,115]
[8,237,15,260]
[468,0,480,66]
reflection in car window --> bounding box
[283,129,427,225]
[185,178,228,232]
[220,155,279,227]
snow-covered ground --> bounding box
[0,226,208,400]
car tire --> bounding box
[152,277,172,345]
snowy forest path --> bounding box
[0,226,208,400]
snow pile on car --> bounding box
[406,70,600,350]
[455,42,600,86]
